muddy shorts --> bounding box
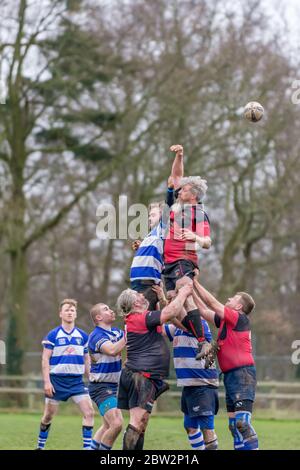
[117,367,168,414]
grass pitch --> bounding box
[0,412,300,450]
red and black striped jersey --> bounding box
[124,310,170,379]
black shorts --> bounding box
[181,385,219,418]
[224,366,256,412]
[163,260,198,292]
[117,367,168,414]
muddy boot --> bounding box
[195,340,213,361]
[204,341,220,368]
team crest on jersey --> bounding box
[75,338,82,345]
[58,338,66,345]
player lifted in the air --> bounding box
[162,165,212,359]
[36,299,94,450]
[130,145,184,311]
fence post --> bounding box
[27,376,35,411]
[270,386,277,414]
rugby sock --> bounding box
[135,432,145,450]
[99,442,112,451]
[37,422,51,449]
[188,429,205,450]
[123,424,141,450]
[90,439,100,450]
[183,309,205,342]
[82,425,93,449]
[229,417,244,450]
[235,412,259,450]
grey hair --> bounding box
[180,176,208,201]
[116,288,138,316]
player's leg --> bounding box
[184,415,205,451]
[227,366,258,450]
[74,395,95,449]
[36,400,59,449]
[235,401,258,450]
[176,276,211,359]
[198,416,218,450]
[123,407,150,450]
[122,370,155,450]
[91,421,109,450]
[96,408,123,451]
[198,387,219,450]
[181,387,205,450]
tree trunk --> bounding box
[6,247,28,375]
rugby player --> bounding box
[163,176,212,359]
[163,316,219,450]
[130,145,184,310]
[88,303,126,451]
[193,279,259,450]
[36,299,94,450]
[116,284,193,450]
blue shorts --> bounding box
[181,386,219,420]
[47,375,88,402]
[89,382,118,416]
[223,365,256,412]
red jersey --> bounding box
[125,310,170,378]
[164,205,210,264]
[214,307,255,373]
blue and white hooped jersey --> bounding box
[165,322,219,388]
[88,326,123,384]
[42,326,88,376]
[130,222,164,283]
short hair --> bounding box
[90,303,105,324]
[237,292,255,315]
[59,298,77,310]
[148,201,164,212]
[180,176,208,201]
[116,289,137,316]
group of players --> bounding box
[36,145,259,451]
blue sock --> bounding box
[229,417,244,450]
[82,426,93,449]
[99,441,112,451]
[90,439,100,450]
[235,412,259,450]
[37,422,51,449]
[188,429,205,450]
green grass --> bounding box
[0,412,300,450]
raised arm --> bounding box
[193,278,225,318]
[160,284,193,324]
[192,288,216,325]
[170,144,184,189]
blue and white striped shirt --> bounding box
[88,326,123,384]
[130,223,164,283]
[42,326,88,376]
[165,322,219,387]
